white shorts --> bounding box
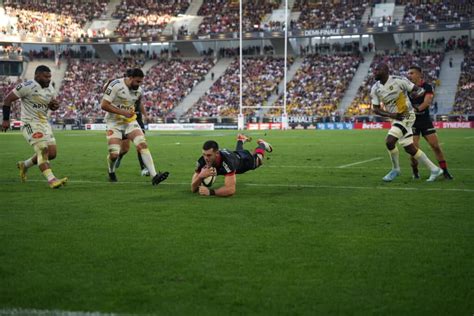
[106,120,142,140]
[22,122,56,146]
[387,112,416,147]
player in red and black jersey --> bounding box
[407,65,453,179]
[191,134,273,197]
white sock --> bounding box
[139,148,157,177]
[107,155,116,173]
[388,147,400,171]
[413,149,438,172]
[42,168,56,182]
[24,156,35,168]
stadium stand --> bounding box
[2,0,108,38]
[53,57,213,123]
[0,77,22,121]
[398,0,473,24]
[185,56,289,118]
[112,0,190,37]
[269,54,363,118]
[345,51,444,116]
[452,50,474,114]
[292,0,368,30]
[197,0,280,34]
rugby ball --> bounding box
[202,175,216,187]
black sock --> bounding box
[236,140,244,151]
[137,151,145,170]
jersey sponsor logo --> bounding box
[32,132,44,139]
[105,88,112,96]
[222,161,232,173]
[16,84,22,91]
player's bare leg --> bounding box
[17,145,56,182]
[32,142,66,188]
[107,138,121,182]
[114,139,130,169]
[410,135,420,179]
[424,133,453,179]
[404,143,442,182]
[128,130,169,185]
[383,135,400,182]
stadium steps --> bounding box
[338,52,375,112]
[279,0,296,10]
[264,57,304,109]
[392,5,406,24]
[164,0,203,35]
[361,6,371,25]
[103,0,122,19]
[433,50,465,114]
[24,60,68,91]
[186,0,204,16]
[173,58,234,118]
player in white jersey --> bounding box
[100,68,169,185]
[370,63,443,182]
[2,65,67,188]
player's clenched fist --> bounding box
[48,99,60,111]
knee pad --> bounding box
[33,142,49,165]
[108,144,121,156]
[133,135,147,148]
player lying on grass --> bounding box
[191,134,272,197]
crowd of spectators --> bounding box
[0,77,22,120]
[400,0,472,24]
[113,0,190,37]
[140,58,214,121]
[452,50,473,114]
[53,59,143,123]
[186,56,289,118]
[292,0,367,30]
[197,0,280,34]
[53,57,213,123]
[345,52,444,116]
[269,54,362,118]
[0,45,23,57]
[2,0,108,38]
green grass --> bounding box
[0,129,473,315]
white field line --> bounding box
[337,157,382,168]
[2,179,473,193]
[267,165,474,171]
[0,308,125,316]
[464,136,474,139]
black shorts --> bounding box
[235,150,257,174]
[413,121,436,137]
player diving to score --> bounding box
[370,63,443,182]
[101,68,169,185]
[2,65,67,188]
[191,134,273,197]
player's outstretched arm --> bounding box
[199,174,236,197]
[2,92,20,132]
